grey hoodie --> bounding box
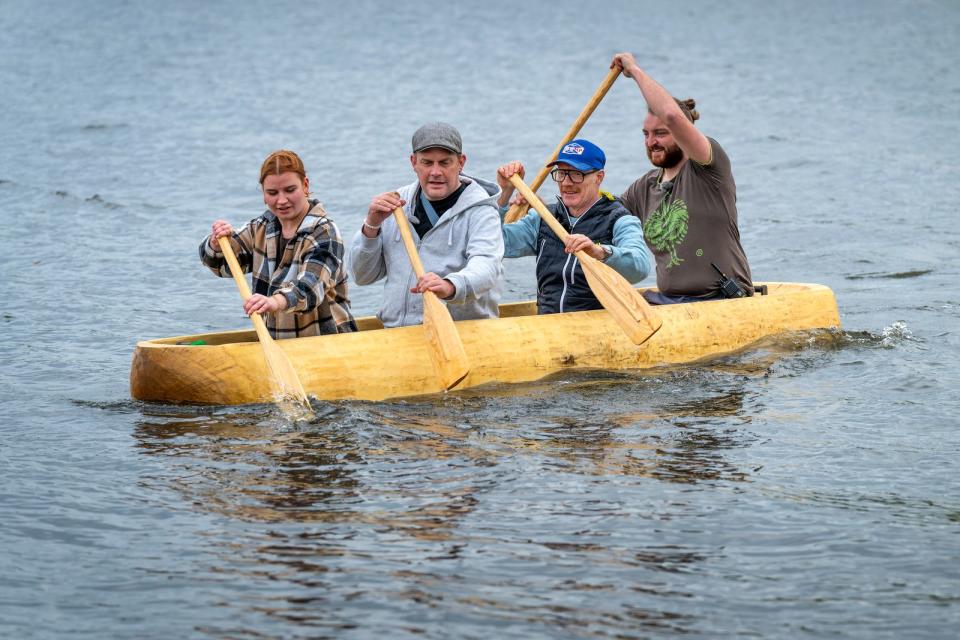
[348,174,504,328]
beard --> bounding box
[646,143,684,169]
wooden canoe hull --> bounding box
[130,282,841,404]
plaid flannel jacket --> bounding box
[201,200,358,338]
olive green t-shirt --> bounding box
[620,138,753,297]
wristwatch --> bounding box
[599,244,613,262]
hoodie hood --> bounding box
[396,174,501,229]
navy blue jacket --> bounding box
[535,197,632,314]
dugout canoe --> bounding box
[130,282,840,405]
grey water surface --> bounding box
[2,1,959,638]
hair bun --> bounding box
[677,98,700,123]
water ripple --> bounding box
[846,269,934,280]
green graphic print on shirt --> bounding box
[643,197,689,268]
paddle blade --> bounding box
[257,327,312,409]
[579,255,662,345]
[422,292,470,390]
[506,173,661,346]
[217,236,312,416]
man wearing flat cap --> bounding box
[349,122,504,327]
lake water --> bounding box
[2,0,959,638]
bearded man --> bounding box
[613,52,754,304]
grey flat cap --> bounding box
[411,122,462,154]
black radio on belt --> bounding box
[711,263,747,299]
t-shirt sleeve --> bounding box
[692,138,732,186]
[619,180,645,218]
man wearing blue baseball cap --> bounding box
[495,138,653,314]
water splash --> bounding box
[815,324,920,350]
[880,320,915,347]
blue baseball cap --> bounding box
[547,138,605,172]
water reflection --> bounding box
[127,335,846,639]
[131,353,775,529]
[446,368,760,485]
[129,329,853,504]
[133,402,501,542]
[135,407,358,520]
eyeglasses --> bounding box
[549,168,597,184]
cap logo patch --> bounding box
[561,143,585,155]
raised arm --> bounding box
[348,191,402,285]
[611,52,712,165]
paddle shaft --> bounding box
[217,237,273,344]
[391,207,470,390]
[391,208,428,277]
[504,67,621,223]
[217,236,311,408]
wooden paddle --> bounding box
[217,236,312,409]
[507,175,662,345]
[391,207,470,390]
[504,66,621,224]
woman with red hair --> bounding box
[200,150,357,338]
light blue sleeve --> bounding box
[604,215,653,283]
[499,205,541,258]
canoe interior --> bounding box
[141,284,803,347]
